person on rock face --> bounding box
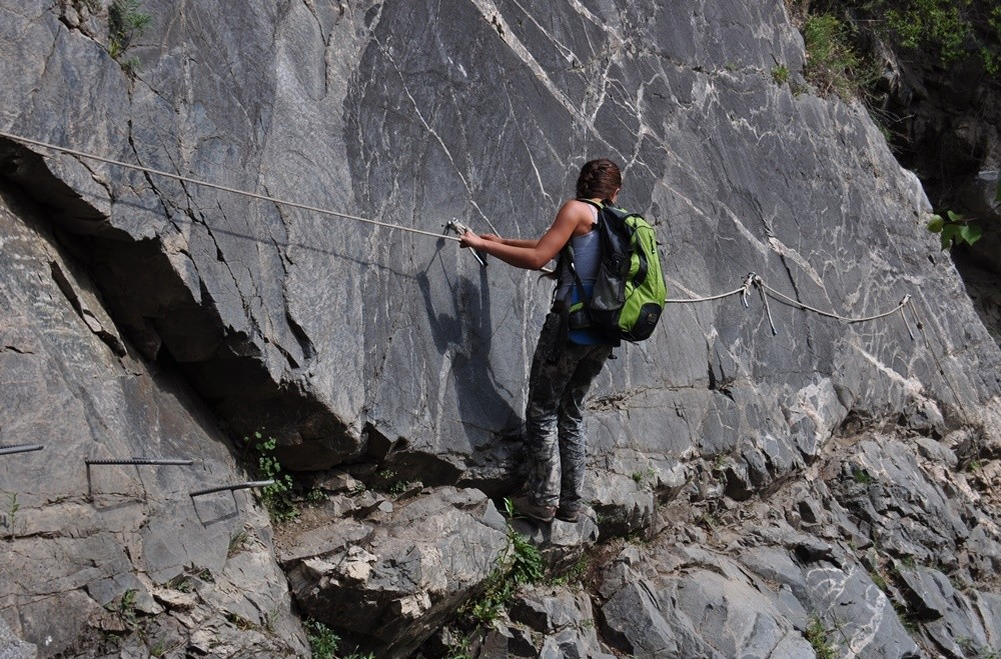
[460,159,622,523]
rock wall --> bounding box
[0,179,306,655]
[1,0,1001,656]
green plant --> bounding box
[549,554,589,587]
[107,589,140,632]
[375,468,397,482]
[772,63,791,84]
[120,55,141,75]
[463,499,545,624]
[927,210,984,249]
[631,466,656,485]
[852,467,873,484]
[869,568,889,592]
[305,487,328,503]
[108,0,151,60]
[305,619,339,658]
[804,615,837,659]
[874,0,1001,73]
[228,529,248,557]
[803,12,872,98]
[444,631,474,659]
[4,492,19,540]
[508,526,545,585]
[807,1,1001,75]
[167,574,194,593]
[388,479,421,497]
[252,433,299,522]
[226,612,256,631]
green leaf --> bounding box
[940,224,961,250]
[959,223,983,245]
[926,215,945,233]
[946,210,965,223]
[995,179,1001,203]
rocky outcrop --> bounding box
[284,487,509,657]
[1,0,1001,656]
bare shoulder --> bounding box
[557,198,597,235]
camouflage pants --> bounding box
[524,312,612,511]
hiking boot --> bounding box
[512,495,555,523]
[555,505,580,523]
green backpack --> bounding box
[565,200,667,342]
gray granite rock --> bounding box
[0,615,35,659]
[286,487,508,658]
[505,587,613,659]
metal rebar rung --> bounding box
[86,457,194,466]
[0,444,44,456]
[189,480,275,498]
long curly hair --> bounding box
[575,158,621,200]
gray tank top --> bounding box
[556,204,600,301]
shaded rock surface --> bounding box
[0,181,306,655]
[0,0,1000,656]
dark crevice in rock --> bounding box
[0,138,357,473]
[283,307,315,368]
[0,137,126,238]
[953,247,1001,348]
[373,445,463,491]
[853,21,1001,342]
[49,259,127,357]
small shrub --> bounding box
[803,13,867,98]
[772,63,791,84]
[508,526,544,585]
[876,0,1001,72]
[251,433,299,522]
[305,619,339,659]
[107,589,140,632]
[108,0,151,61]
[462,498,545,624]
[305,487,327,504]
[805,615,837,659]
[4,492,19,540]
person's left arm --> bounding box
[459,201,584,270]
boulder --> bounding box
[285,487,508,658]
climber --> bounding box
[459,159,622,523]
